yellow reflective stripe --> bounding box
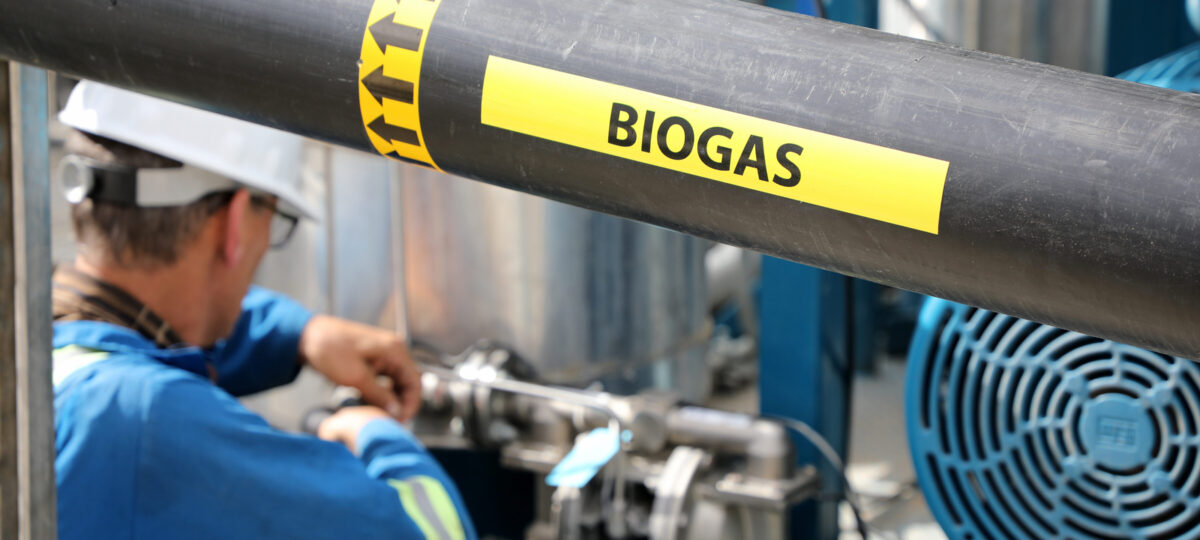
[53,345,103,356]
[414,476,465,540]
[52,345,111,387]
[389,479,439,539]
[387,476,465,540]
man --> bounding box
[52,81,475,539]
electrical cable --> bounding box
[772,416,870,539]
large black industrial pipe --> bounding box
[2,0,1200,357]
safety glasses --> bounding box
[250,196,301,250]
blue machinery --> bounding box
[908,299,1200,539]
[903,25,1200,538]
[759,2,1200,539]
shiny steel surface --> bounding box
[881,0,1109,73]
[398,166,710,400]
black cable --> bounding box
[772,416,871,539]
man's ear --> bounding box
[220,189,252,267]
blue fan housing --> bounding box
[1117,41,1200,93]
[907,299,1200,540]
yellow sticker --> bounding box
[358,0,443,170]
[480,56,949,234]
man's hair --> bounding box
[65,130,230,269]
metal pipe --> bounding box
[0,57,17,540]
[4,0,1200,356]
[10,63,56,540]
[420,363,631,444]
[665,408,793,480]
[424,353,795,481]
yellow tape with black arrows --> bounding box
[358,0,443,170]
[356,0,949,233]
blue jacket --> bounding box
[53,287,476,540]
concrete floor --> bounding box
[843,358,944,540]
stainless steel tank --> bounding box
[881,0,1110,73]
[395,166,711,402]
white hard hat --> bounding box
[58,81,319,221]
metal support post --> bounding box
[0,59,56,540]
[0,57,17,540]
[851,280,880,373]
[823,0,878,27]
[759,257,852,540]
[11,63,56,540]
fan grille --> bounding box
[907,299,1200,540]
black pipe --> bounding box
[3,0,1200,358]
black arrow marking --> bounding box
[368,116,419,146]
[370,16,422,55]
[385,151,432,169]
[363,66,414,106]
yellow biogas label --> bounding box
[480,56,949,234]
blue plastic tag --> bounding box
[545,427,620,488]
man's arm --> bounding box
[210,286,422,420]
[209,286,312,396]
[138,375,476,540]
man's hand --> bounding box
[299,315,421,421]
[317,406,392,454]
